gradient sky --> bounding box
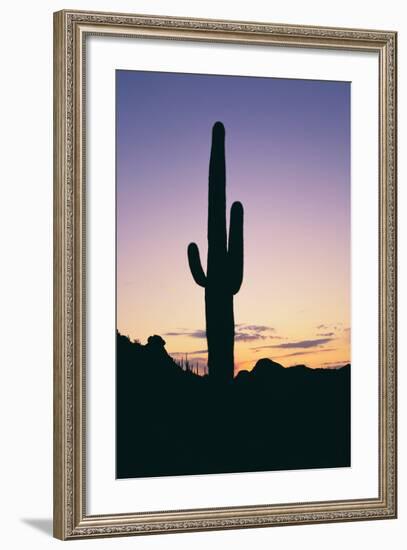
[116,70,350,374]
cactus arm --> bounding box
[228,201,244,295]
[208,122,227,260]
[187,242,207,287]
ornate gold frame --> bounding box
[53,9,397,540]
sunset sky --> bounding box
[116,70,350,374]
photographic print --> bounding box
[54,11,397,538]
[116,70,351,479]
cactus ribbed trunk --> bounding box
[187,122,244,382]
[206,292,234,382]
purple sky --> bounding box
[116,70,350,371]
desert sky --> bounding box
[116,70,350,374]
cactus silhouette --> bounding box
[188,122,244,382]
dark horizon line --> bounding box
[117,329,350,373]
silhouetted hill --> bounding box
[117,332,350,478]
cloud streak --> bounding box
[164,329,206,338]
[251,337,334,351]
[166,324,279,343]
[273,348,336,359]
[236,324,275,333]
[170,349,208,356]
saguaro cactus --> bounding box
[188,122,244,382]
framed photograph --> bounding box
[53,9,397,540]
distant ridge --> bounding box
[117,331,351,479]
